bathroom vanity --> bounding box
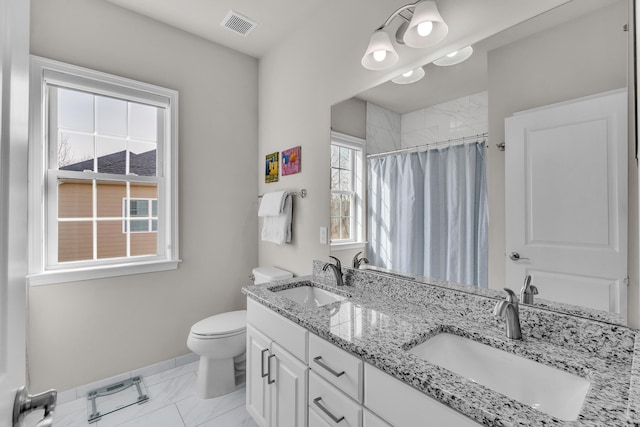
[242,261,640,426]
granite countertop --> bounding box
[242,262,640,426]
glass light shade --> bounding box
[433,45,473,66]
[403,0,448,48]
[391,67,425,84]
[362,30,399,70]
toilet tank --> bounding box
[253,266,293,284]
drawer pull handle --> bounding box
[313,397,345,423]
[313,356,345,377]
[260,348,269,378]
[267,354,276,384]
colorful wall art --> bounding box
[265,152,279,183]
[281,146,301,176]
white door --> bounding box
[505,90,627,317]
[0,0,30,425]
[270,342,307,427]
[246,325,271,427]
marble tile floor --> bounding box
[24,361,258,427]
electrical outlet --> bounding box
[320,227,328,244]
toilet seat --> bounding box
[190,310,246,338]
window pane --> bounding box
[330,218,341,241]
[97,181,125,218]
[341,217,351,240]
[58,179,92,219]
[129,219,149,231]
[128,141,157,177]
[131,229,158,256]
[130,200,149,217]
[331,169,339,190]
[339,170,352,191]
[331,145,340,168]
[58,132,94,170]
[57,88,94,133]
[151,219,158,231]
[96,137,127,175]
[339,147,351,170]
[97,220,126,259]
[151,200,158,217]
[58,221,93,262]
[96,96,127,136]
[129,102,158,141]
[340,195,351,217]
[130,183,157,202]
[330,194,340,217]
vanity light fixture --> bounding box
[391,66,425,84]
[361,0,448,71]
[433,46,473,66]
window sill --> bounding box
[27,259,181,286]
[330,241,367,251]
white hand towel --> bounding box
[258,190,287,217]
[261,194,292,245]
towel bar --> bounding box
[258,189,307,199]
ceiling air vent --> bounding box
[221,11,257,37]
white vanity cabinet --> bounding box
[246,299,482,427]
[246,299,308,427]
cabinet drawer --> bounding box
[247,298,308,362]
[309,333,363,402]
[364,364,482,427]
[309,371,362,427]
[363,409,391,427]
[309,406,332,427]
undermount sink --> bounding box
[408,333,591,421]
[275,286,347,308]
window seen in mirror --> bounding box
[330,143,361,242]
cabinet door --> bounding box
[247,325,272,427]
[271,342,308,427]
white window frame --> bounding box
[330,131,365,249]
[28,56,180,285]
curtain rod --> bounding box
[367,133,488,159]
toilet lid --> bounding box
[191,310,246,336]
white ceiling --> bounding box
[104,0,327,58]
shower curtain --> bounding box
[368,141,488,288]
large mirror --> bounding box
[330,0,632,325]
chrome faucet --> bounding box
[352,251,369,269]
[493,288,522,340]
[323,256,345,286]
[520,275,538,305]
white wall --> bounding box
[257,0,569,276]
[331,98,366,139]
[29,0,259,392]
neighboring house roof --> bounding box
[61,150,156,176]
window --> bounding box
[123,198,158,233]
[28,57,179,285]
[330,132,364,246]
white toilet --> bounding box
[187,266,293,399]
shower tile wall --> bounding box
[401,91,488,147]
[366,103,401,155]
[366,91,488,155]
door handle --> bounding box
[267,354,276,385]
[509,252,530,261]
[260,348,269,378]
[313,397,345,423]
[13,386,57,427]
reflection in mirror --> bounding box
[330,0,632,325]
